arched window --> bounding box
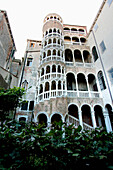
[52,65,56,72]
[94,105,105,127]
[81,105,93,126]
[53,28,56,33]
[51,81,56,90]
[58,50,60,56]
[105,104,113,129]
[67,73,76,90]
[58,65,61,73]
[41,68,44,76]
[77,73,88,91]
[92,46,99,62]
[53,49,56,55]
[53,38,56,44]
[88,74,98,91]
[71,28,77,32]
[64,36,71,42]
[72,37,79,43]
[97,71,106,91]
[49,29,52,33]
[46,65,50,74]
[48,39,52,44]
[65,49,73,62]
[19,117,26,123]
[83,50,92,63]
[58,81,61,89]
[68,104,78,119]
[74,50,82,62]
[45,82,49,91]
[39,84,43,94]
[64,27,70,31]
[37,114,47,127]
[47,50,51,56]
[80,38,86,44]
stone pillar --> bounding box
[104,110,112,132]
[78,108,83,129]
[91,108,97,128]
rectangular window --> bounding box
[21,101,28,110]
[27,58,33,66]
[108,68,113,84]
[107,0,113,6]
[100,41,106,53]
[29,101,34,111]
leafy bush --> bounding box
[0,121,113,170]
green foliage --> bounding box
[0,87,25,122]
[0,121,113,170]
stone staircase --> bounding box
[68,114,94,131]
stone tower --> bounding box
[18,13,112,132]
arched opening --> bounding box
[46,65,50,74]
[49,29,52,33]
[46,31,48,35]
[45,82,49,91]
[74,50,83,62]
[64,36,71,42]
[64,27,70,31]
[37,114,47,127]
[53,38,56,44]
[105,104,113,129]
[43,52,46,58]
[65,49,73,62]
[81,105,93,126]
[80,38,86,44]
[58,80,61,89]
[97,71,106,91]
[41,68,44,76]
[66,73,76,90]
[92,46,99,62]
[53,49,56,55]
[68,104,78,119]
[58,65,61,73]
[79,29,85,33]
[58,39,60,44]
[39,84,43,94]
[72,37,79,43]
[51,81,56,90]
[44,41,47,46]
[53,28,56,33]
[58,50,60,56]
[94,105,106,128]
[71,28,77,32]
[19,117,26,123]
[52,65,56,72]
[88,74,98,91]
[83,50,92,63]
[48,39,52,44]
[77,73,88,91]
[51,114,62,125]
[47,50,51,56]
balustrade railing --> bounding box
[68,115,80,127]
[38,90,100,102]
[40,55,64,65]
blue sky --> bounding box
[1,0,103,59]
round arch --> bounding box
[50,112,64,123]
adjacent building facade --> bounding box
[88,0,113,130]
[0,10,21,89]
[17,10,113,132]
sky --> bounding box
[1,0,103,59]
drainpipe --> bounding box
[92,30,113,105]
[19,50,28,87]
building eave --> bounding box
[88,0,107,37]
